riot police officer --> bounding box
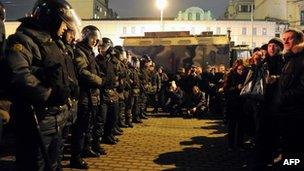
[0,2,8,144]
[4,0,81,170]
[114,45,129,128]
[96,38,120,144]
[138,55,152,120]
[128,56,141,124]
[57,28,79,166]
[70,25,106,169]
[0,2,5,59]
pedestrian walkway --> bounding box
[62,115,254,171]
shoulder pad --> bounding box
[7,32,42,60]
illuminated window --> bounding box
[141,27,145,33]
[242,27,247,35]
[216,27,221,34]
[196,13,200,20]
[188,13,192,20]
[262,28,267,35]
[131,27,136,34]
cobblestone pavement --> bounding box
[62,114,254,171]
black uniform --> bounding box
[0,4,6,143]
[117,59,129,127]
[138,66,150,118]
[5,17,72,171]
[71,41,104,159]
[128,62,141,123]
[96,51,119,144]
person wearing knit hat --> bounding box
[267,37,283,57]
[253,36,284,169]
[268,37,284,50]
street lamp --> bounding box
[156,0,167,31]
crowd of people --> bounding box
[1,0,304,171]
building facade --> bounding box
[5,19,276,48]
[175,7,214,21]
[67,0,117,19]
[224,0,254,20]
[225,0,304,29]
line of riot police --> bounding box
[0,1,160,170]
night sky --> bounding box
[109,0,229,19]
[3,0,230,20]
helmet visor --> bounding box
[60,9,82,40]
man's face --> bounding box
[57,22,68,37]
[283,32,297,53]
[98,45,108,55]
[267,43,281,57]
[119,51,127,61]
[219,66,226,73]
[88,35,98,48]
[158,68,163,73]
[65,30,76,45]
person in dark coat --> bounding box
[0,2,8,144]
[71,25,105,169]
[187,86,207,118]
[165,81,184,116]
[95,38,120,145]
[5,1,81,170]
[273,28,304,166]
[223,61,247,150]
[254,38,284,169]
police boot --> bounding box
[125,111,134,128]
[115,125,124,133]
[139,112,148,119]
[82,139,100,158]
[92,139,107,155]
[113,127,123,136]
[118,116,128,128]
[133,116,143,123]
[70,157,89,169]
[102,135,117,145]
[82,147,100,158]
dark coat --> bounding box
[276,51,304,118]
[190,92,206,109]
[263,54,284,109]
[223,71,246,118]
[95,53,119,102]
[74,41,102,106]
[5,18,72,134]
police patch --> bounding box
[12,43,23,52]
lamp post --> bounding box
[156,0,167,31]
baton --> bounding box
[30,105,52,171]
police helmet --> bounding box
[0,2,5,21]
[114,45,125,54]
[114,45,127,60]
[131,56,138,62]
[99,37,113,50]
[142,54,151,63]
[32,0,81,35]
[81,25,101,46]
